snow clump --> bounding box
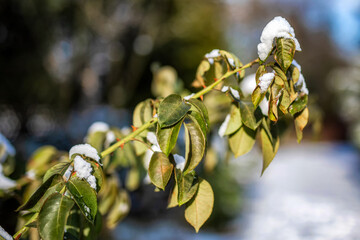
[257,16,301,61]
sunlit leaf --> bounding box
[229,125,256,157]
[185,178,214,233]
[148,152,173,190]
[224,104,241,135]
[158,94,191,128]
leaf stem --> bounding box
[13,213,38,239]
[100,58,260,158]
[100,118,158,158]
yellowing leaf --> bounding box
[229,126,256,157]
[294,107,309,143]
[185,178,214,233]
[148,152,173,190]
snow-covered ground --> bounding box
[115,142,360,240]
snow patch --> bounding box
[88,121,109,134]
[0,165,16,190]
[240,74,257,97]
[205,49,221,64]
[259,73,275,92]
[257,16,301,61]
[105,131,116,146]
[69,143,100,162]
[221,86,240,100]
[73,156,97,190]
[184,93,195,100]
[218,114,231,138]
[292,60,309,95]
[0,133,15,162]
[63,165,73,181]
[0,225,13,240]
[173,154,186,171]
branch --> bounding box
[100,58,260,158]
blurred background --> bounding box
[0,0,360,239]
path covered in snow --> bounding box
[115,142,360,240]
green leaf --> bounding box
[64,206,81,240]
[289,94,308,115]
[185,178,214,233]
[239,101,262,130]
[175,169,199,206]
[260,126,280,175]
[133,99,154,128]
[81,210,102,240]
[229,126,256,157]
[187,98,210,131]
[98,177,118,214]
[66,177,98,223]
[89,161,104,192]
[187,110,207,138]
[158,94,191,128]
[17,174,63,212]
[38,192,74,240]
[274,38,296,73]
[156,120,182,156]
[87,131,106,152]
[148,152,173,190]
[106,190,131,229]
[27,182,65,213]
[125,167,140,191]
[43,161,71,182]
[224,104,242,135]
[27,145,57,176]
[183,116,206,174]
[294,107,309,143]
